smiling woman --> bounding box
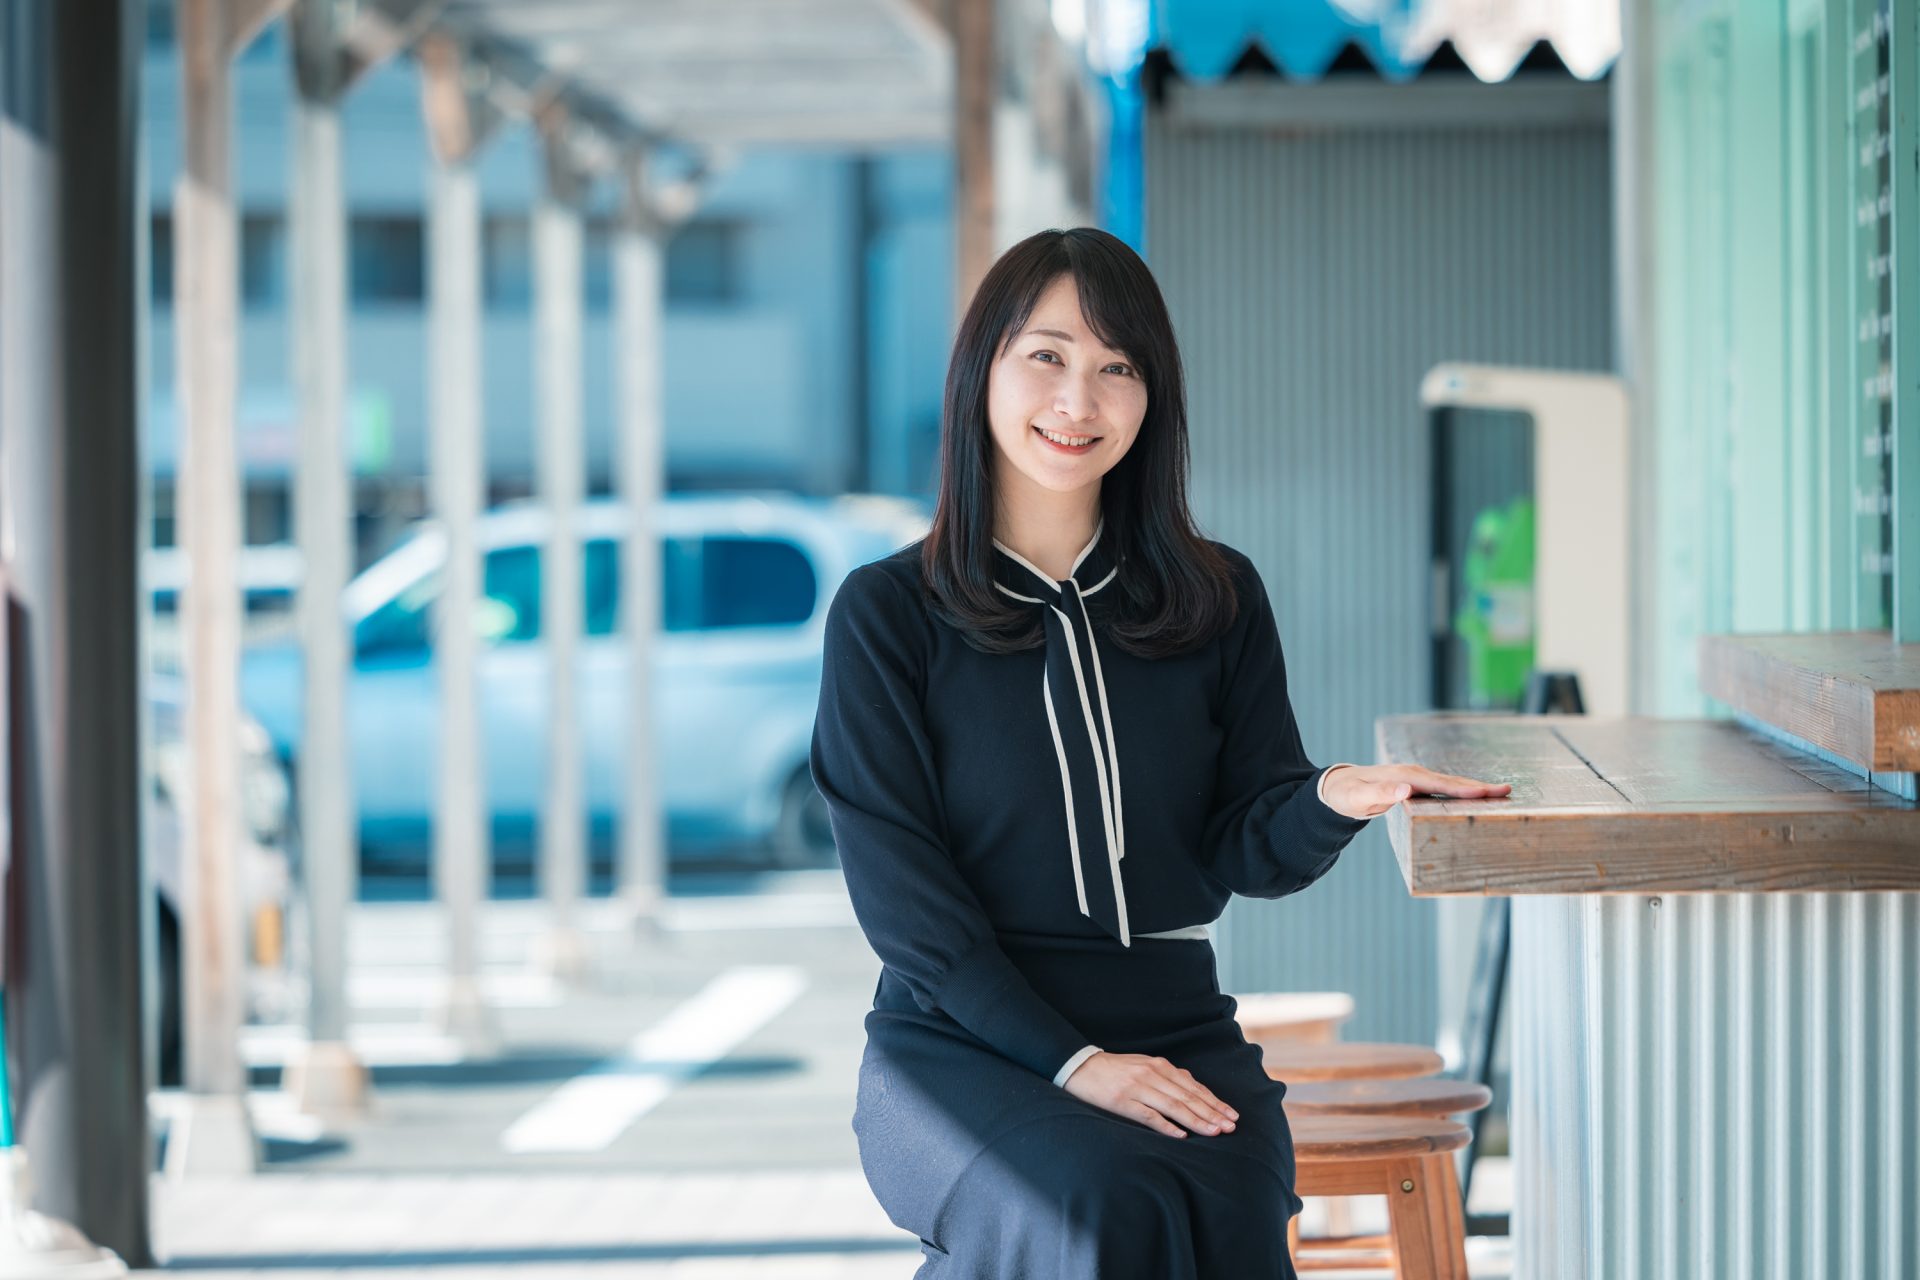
[810,227,1510,1278]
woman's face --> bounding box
[987,273,1148,503]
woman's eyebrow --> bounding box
[1021,327,1130,363]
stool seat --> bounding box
[1284,1078,1492,1118]
[1262,1041,1444,1083]
[1232,991,1355,1044]
[1289,1114,1470,1163]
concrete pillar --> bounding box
[531,107,591,982]
[612,155,668,931]
[0,0,151,1259]
[167,0,295,1179]
[427,159,499,1051]
[418,30,504,1049]
[283,0,368,1125]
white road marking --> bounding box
[238,1022,466,1067]
[345,969,562,1009]
[499,965,808,1155]
[661,893,856,931]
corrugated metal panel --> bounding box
[1143,103,1613,1042]
[1512,889,1920,1279]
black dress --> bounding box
[808,520,1372,1279]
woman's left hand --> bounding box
[1321,764,1511,821]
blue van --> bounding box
[239,491,929,873]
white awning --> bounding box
[438,0,953,147]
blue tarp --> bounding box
[1096,0,1616,248]
[1148,0,1431,82]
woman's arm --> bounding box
[1197,550,1373,898]
[809,564,1092,1083]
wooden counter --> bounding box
[1373,712,1920,896]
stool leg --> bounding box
[1325,1194,1354,1239]
[1382,1154,1467,1280]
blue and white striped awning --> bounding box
[1108,0,1617,84]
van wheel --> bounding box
[771,768,838,869]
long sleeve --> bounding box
[1317,764,1356,805]
[1198,552,1372,898]
[810,565,1094,1082]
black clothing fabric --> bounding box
[986,525,1131,943]
[809,527,1372,1277]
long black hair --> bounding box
[920,226,1237,659]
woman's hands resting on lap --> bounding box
[1061,1052,1239,1139]
[1058,765,1510,1137]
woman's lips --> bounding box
[1033,424,1100,454]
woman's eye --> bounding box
[1032,350,1061,364]
[1106,364,1133,377]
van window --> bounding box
[586,535,816,632]
[354,570,440,661]
[355,532,815,658]
[585,537,704,634]
[702,536,817,628]
[481,546,541,642]
[354,546,542,659]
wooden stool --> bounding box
[1286,1115,1470,1279]
[1260,1041,1445,1247]
[1261,1041,1444,1084]
[1231,991,1355,1045]
[1284,1077,1492,1119]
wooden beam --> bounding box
[292,0,448,100]
[227,0,294,56]
[1697,631,1920,771]
[339,0,448,88]
[953,0,994,315]
[535,97,594,209]
[415,31,505,164]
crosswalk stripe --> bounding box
[499,965,808,1155]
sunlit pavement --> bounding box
[139,868,1512,1277]
[148,1169,919,1278]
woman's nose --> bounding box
[1054,375,1099,421]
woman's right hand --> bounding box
[1060,1051,1239,1138]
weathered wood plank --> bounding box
[1374,713,1920,896]
[1697,631,1920,771]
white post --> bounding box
[284,30,369,1125]
[427,155,498,1049]
[532,114,590,981]
[168,0,274,1177]
[612,156,667,931]
[1614,0,1659,714]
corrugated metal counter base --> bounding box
[1511,892,1917,1280]
[1373,711,1919,1280]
